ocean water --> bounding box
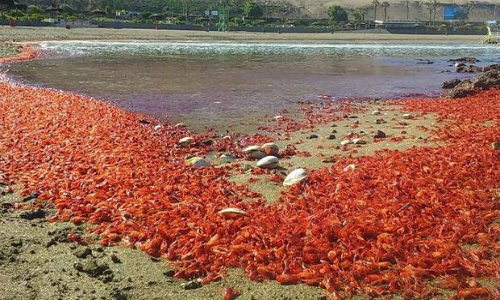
[6,40,500,130]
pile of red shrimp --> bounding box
[1,81,500,298]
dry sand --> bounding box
[0,26,489,44]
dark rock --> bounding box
[163,270,175,277]
[375,119,387,124]
[22,193,39,202]
[374,130,387,139]
[111,290,128,300]
[306,134,319,139]
[201,139,213,146]
[455,64,480,73]
[442,79,462,89]
[331,129,337,133]
[448,57,480,64]
[73,247,92,259]
[110,254,121,264]
[447,79,476,99]
[11,240,23,248]
[181,280,202,290]
[416,59,434,65]
[401,131,407,134]
[139,119,150,125]
[20,209,46,220]
[327,134,336,140]
[73,260,111,278]
[473,70,500,90]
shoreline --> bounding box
[0,26,491,43]
[1,36,500,299]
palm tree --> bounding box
[424,1,433,23]
[401,0,410,20]
[430,0,438,23]
[357,7,367,22]
[381,1,390,20]
[372,0,380,20]
[466,1,476,21]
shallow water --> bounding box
[6,40,500,131]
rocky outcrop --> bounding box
[442,79,461,89]
[446,68,500,99]
[448,57,480,64]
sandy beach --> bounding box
[0,26,491,43]
[1,28,500,300]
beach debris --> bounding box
[340,140,352,146]
[178,137,194,146]
[218,208,248,218]
[220,153,235,161]
[375,118,387,124]
[402,113,414,120]
[242,146,266,160]
[327,134,336,140]
[306,134,319,139]
[185,157,211,168]
[256,156,279,169]
[181,279,202,290]
[374,130,387,139]
[261,143,279,156]
[343,164,356,172]
[492,141,500,150]
[223,288,241,300]
[352,138,366,145]
[283,168,308,186]
[371,110,381,116]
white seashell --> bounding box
[283,168,308,186]
[243,145,266,159]
[371,110,381,116]
[261,143,279,156]
[402,113,414,120]
[218,208,248,218]
[185,157,211,168]
[174,123,186,128]
[154,124,162,131]
[274,115,283,121]
[344,164,356,172]
[256,156,279,169]
[352,138,366,145]
[340,140,352,146]
[178,136,194,145]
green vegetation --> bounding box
[327,5,347,24]
[0,0,491,32]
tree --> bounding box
[465,1,476,21]
[425,1,433,23]
[26,4,42,15]
[381,1,390,20]
[243,1,262,19]
[372,0,379,20]
[354,7,367,22]
[401,0,410,20]
[327,5,348,23]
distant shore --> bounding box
[0,26,490,44]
